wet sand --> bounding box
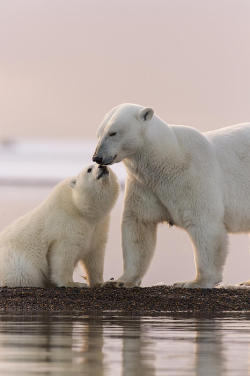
[0,286,249,313]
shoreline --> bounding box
[0,285,249,313]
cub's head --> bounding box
[92,103,154,165]
[70,164,119,217]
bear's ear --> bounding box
[138,107,154,122]
[70,178,77,188]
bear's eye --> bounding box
[87,168,92,173]
[109,132,117,137]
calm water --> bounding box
[0,313,248,375]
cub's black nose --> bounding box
[98,165,108,173]
[97,165,109,179]
[92,155,103,164]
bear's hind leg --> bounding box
[239,280,250,286]
[239,237,250,287]
[174,222,228,288]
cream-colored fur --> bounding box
[0,165,119,287]
[93,103,250,288]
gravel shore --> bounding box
[0,285,249,313]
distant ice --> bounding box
[0,139,126,187]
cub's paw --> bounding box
[59,282,88,288]
[72,282,89,288]
[90,282,104,288]
[173,280,216,289]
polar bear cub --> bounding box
[0,164,119,288]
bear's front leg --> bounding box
[107,215,157,288]
[174,222,228,288]
[49,241,88,288]
[105,178,163,288]
[80,219,109,287]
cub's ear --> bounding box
[70,178,77,188]
[138,107,154,121]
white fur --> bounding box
[0,165,119,287]
[93,103,250,288]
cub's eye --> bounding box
[87,168,92,173]
[70,179,76,188]
[109,132,117,137]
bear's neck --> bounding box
[124,119,186,187]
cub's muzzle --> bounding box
[97,165,109,179]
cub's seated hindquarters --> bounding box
[0,165,119,288]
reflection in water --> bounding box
[194,319,225,376]
[73,319,105,376]
[121,318,155,376]
[0,313,248,375]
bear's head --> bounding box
[92,103,154,165]
[70,164,119,218]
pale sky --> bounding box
[1,0,250,139]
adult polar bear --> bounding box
[0,165,119,287]
[93,103,250,288]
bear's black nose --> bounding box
[93,155,103,164]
